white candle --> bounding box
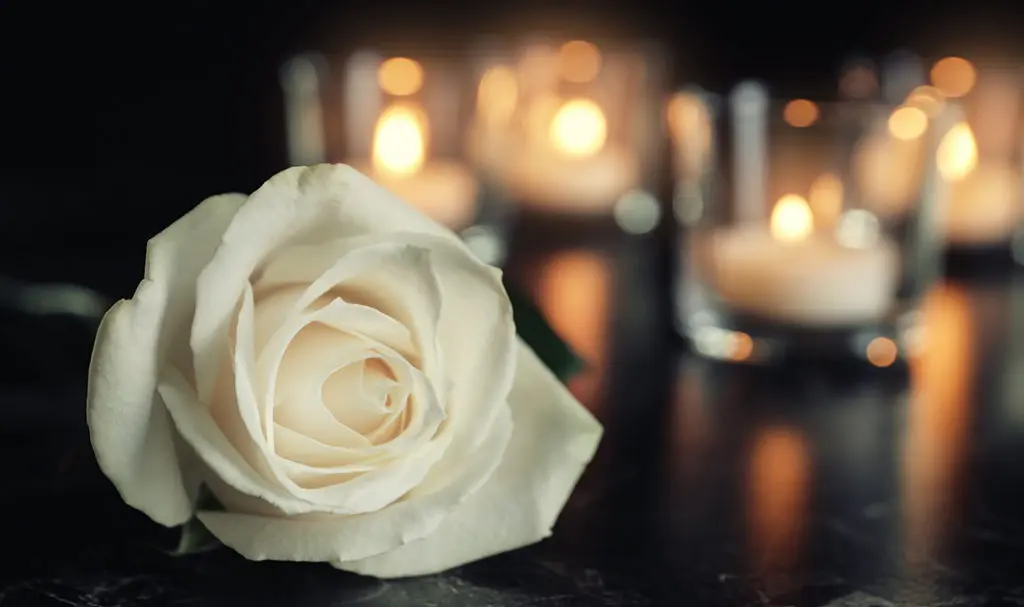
[504,142,639,213]
[708,196,900,326]
[945,160,1021,245]
[503,97,639,213]
[351,103,478,230]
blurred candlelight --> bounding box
[550,98,608,157]
[558,40,602,83]
[782,99,819,128]
[372,104,427,175]
[358,101,477,229]
[770,195,814,243]
[377,57,424,97]
[936,122,978,181]
[888,105,929,141]
[930,57,977,98]
[938,121,1021,244]
[866,336,899,367]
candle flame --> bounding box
[372,104,426,175]
[936,122,978,182]
[378,57,424,97]
[770,194,814,243]
[550,98,607,158]
[888,106,929,141]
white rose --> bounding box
[87,164,602,578]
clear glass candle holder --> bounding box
[280,50,511,265]
[670,82,954,365]
[467,37,667,234]
[921,62,1024,266]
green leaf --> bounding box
[504,280,585,383]
[167,485,224,556]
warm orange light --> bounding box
[930,57,977,98]
[477,66,518,126]
[516,43,559,93]
[728,332,755,362]
[549,98,607,157]
[537,251,610,407]
[372,104,426,175]
[667,92,713,177]
[558,40,602,83]
[905,85,946,117]
[866,336,899,367]
[888,106,929,141]
[937,122,978,181]
[377,57,424,97]
[770,195,814,243]
[749,427,810,570]
[783,99,819,128]
[808,173,844,230]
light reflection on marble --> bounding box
[902,284,975,566]
[535,249,612,409]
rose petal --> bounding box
[258,238,443,383]
[221,287,451,513]
[252,232,517,499]
[256,298,443,460]
[191,164,466,405]
[403,243,516,498]
[335,339,603,578]
[158,365,321,515]
[197,401,512,563]
[87,193,246,527]
[272,322,374,448]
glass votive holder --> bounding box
[669,82,954,366]
[920,60,1024,269]
[280,49,510,265]
[470,37,667,235]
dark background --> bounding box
[2,0,1023,294]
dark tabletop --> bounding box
[1,229,1023,607]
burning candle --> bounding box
[347,57,479,230]
[938,121,1022,245]
[709,195,900,326]
[503,96,639,212]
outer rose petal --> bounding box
[336,339,603,578]
[191,164,467,403]
[87,193,247,526]
[197,402,513,564]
